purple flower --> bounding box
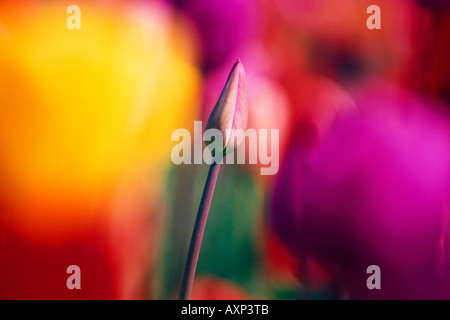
[169,0,255,72]
[271,86,450,299]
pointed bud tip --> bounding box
[232,58,243,73]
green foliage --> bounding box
[158,164,263,299]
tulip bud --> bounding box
[205,59,248,156]
[179,61,248,299]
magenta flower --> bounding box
[168,0,255,72]
[271,86,450,299]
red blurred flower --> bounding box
[190,276,252,300]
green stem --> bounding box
[178,162,221,300]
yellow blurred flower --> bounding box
[0,1,200,239]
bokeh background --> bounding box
[0,0,449,299]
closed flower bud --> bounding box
[205,59,248,155]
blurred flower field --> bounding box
[0,0,449,299]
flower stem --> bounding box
[178,162,221,300]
